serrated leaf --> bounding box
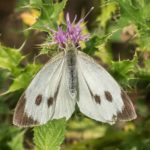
[31,0,67,31]
[83,34,109,55]
[7,131,25,150]
[110,0,150,51]
[97,1,117,28]
[30,0,43,7]
[34,119,66,150]
[8,63,41,93]
[0,45,24,75]
[8,73,31,92]
[51,0,67,19]
[83,35,100,55]
[110,55,137,88]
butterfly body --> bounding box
[66,49,78,98]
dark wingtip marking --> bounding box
[14,112,39,127]
[35,94,42,105]
[117,90,137,121]
[47,97,53,107]
[94,95,101,104]
[13,93,38,127]
[105,91,113,102]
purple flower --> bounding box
[51,13,89,47]
[54,27,67,45]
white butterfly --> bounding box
[13,47,137,127]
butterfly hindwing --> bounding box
[77,51,136,124]
[13,52,76,127]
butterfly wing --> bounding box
[13,52,76,127]
[77,51,137,124]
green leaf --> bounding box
[31,0,67,31]
[0,101,9,114]
[0,45,24,75]
[0,124,23,150]
[8,131,25,150]
[83,35,100,55]
[34,119,66,150]
[97,1,118,28]
[83,33,114,55]
[110,0,150,51]
[8,63,41,93]
[30,0,43,7]
[110,55,137,88]
[135,59,150,88]
[51,0,67,19]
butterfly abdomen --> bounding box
[66,49,78,97]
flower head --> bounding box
[54,27,67,45]
[51,13,89,48]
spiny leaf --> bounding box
[83,33,114,55]
[31,0,67,31]
[110,55,138,88]
[111,0,150,51]
[51,0,67,19]
[0,45,24,76]
[30,0,43,7]
[7,131,25,150]
[83,35,100,55]
[97,0,118,28]
[34,119,66,150]
[7,63,41,93]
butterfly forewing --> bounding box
[13,52,76,127]
[77,51,136,124]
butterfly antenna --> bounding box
[79,7,94,23]
[84,7,94,20]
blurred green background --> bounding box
[0,0,150,150]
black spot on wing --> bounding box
[104,91,113,102]
[94,95,101,104]
[117,90,137,121]
[80,75,101,105]
[35,94,42,105]
[46,78,61,108]
[47,97,53,107]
